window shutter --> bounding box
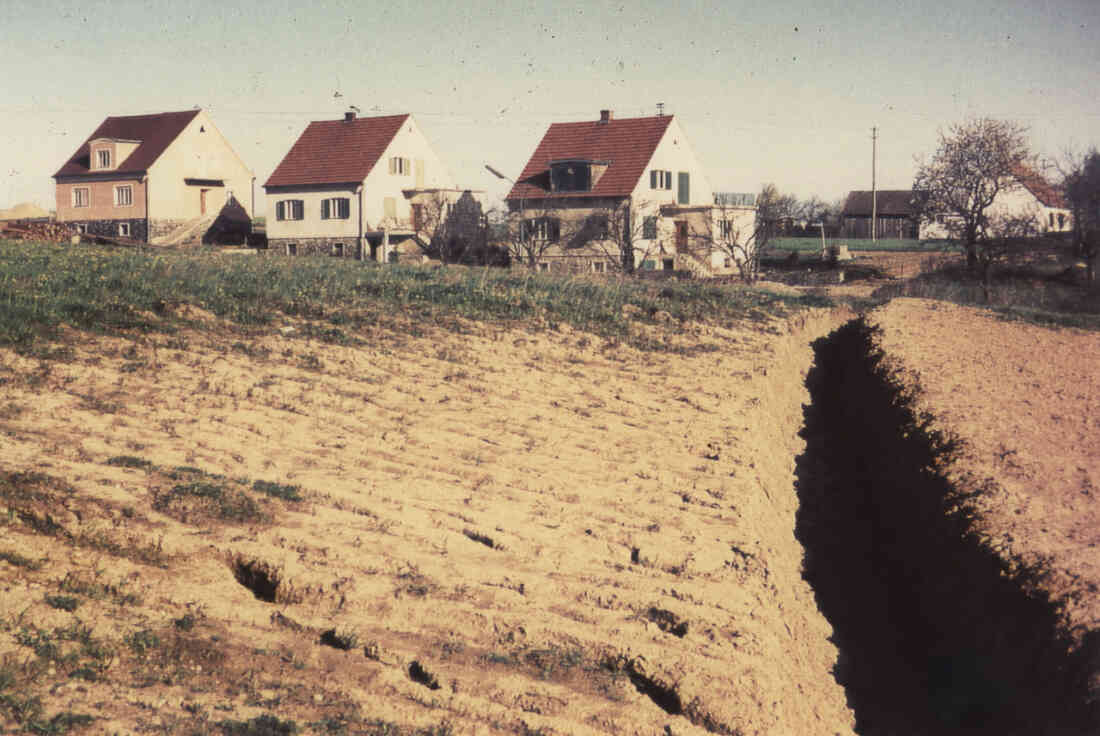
[321,199,330,220]
[650,170,657,189]
[276,201,284,221]
[678,172,690,204]
[550,218,560,243]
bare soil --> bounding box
[0,306,857,735]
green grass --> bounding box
[0,239,829,353]
[770,237,950,253]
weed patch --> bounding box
[217,713,299,735]
[0,549,42,570]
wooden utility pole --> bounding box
[871,127,878,243]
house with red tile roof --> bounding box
[503,109,742,274]
[263,111,474,261]
[54,109,254,244]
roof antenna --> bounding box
[656,102,665,117]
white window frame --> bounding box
[114,185,133,207]
[96,149,111,169]
[650,170,672,190]
[72,187,90,208]
[719,219,734,238]
[390,157,410,175]
[75,223,88,234]
[321,197,350,220]
[286,243,298,255]
[118,222,131,237]
[592,261,606,273]
[276,200,304,221]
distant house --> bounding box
[919,167,1072,240]
[840,190,920,240]
[505,109,747,275]
[263,110,478,261]
[53,109,254,244]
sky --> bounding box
[2,0,1099,214]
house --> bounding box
[840,190,920,239]
[54,109,254,244]
[505,109,745,274]
[263,110,478,261]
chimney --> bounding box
[599,109,613,124]
[344,110,356,122]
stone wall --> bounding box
[148,219,192,241]
[266,237,364,259]
[73,218,148,242]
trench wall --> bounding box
[796,317,1098,735]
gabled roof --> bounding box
[842,190,920,218]
[506,114,674,200]
[1012,166,1067,209]
[54,110,201,178]
[264,114,410,188]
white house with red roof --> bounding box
[53,109,254,244]
[919,166,1072,240]
[504,109,744,274]
[264,110,472,261]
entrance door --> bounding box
[675,221,688,251]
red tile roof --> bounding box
[53,110,201,178]
[1012,166,1067,209]
[506,114,674,200]
[264,114,410,188]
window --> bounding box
[114,185,133,207]
[390,157,410,175]
[75,223,88,234]
[720,220,734,238]
[663,258,675,270]
[523,217,560,242]
[331,243,344,257]
[96,149,111,169]
[118,222,131,237]
[1049,212,1054,228]
[677,172,690,205]
[649,170,672,190]
[1058,213,1066,228]
[642,260,656,270]
[286,243,298,255]
[321,197,350,219]
[537,262,550,272]
[550,162,592,192]
[586,214,609,239]
[592,261,606,273]
[642,216,658,239]
[72,187,90,208]
[275,200,304,221]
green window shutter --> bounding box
[678,172,690,204]
[650,170,657,189]
[665,171,672,190]
[276,201,285,221]
[321,199,330,219]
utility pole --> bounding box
[871,126,878,243]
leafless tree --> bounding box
[913,118,1034,270]
[1061,147,1100,285]
[571,201,660,274]
[694,184,798,283]
[490,204,576,270]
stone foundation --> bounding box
[71,218,148,242]
[148,219,191,240]
[267,237,367,260]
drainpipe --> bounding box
[144,174,150,243]
[357,184,364,260]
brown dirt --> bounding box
[0,308,857,734]
[869,298,1100,640]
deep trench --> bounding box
[796,318,1098,735]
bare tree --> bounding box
[704,184,796,283]
[573,201,659,274]
[411,191,493,266]
[913,118,1034,270]
[490,204,576,270]
[1062,147,1100,285]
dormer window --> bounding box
[96,149,111,169]
[549,159,609,193]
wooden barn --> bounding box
[841,190,920,239]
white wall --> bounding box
[146,110,254,220]
[363,115,456,230]
[630,117,714,214]
[266,187,361,240]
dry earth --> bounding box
[870,299,1100,662]
[0,305,858,735]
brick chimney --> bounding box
[599,109,613,124]
[344,109,357,122]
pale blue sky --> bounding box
[2,0,1098,213]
